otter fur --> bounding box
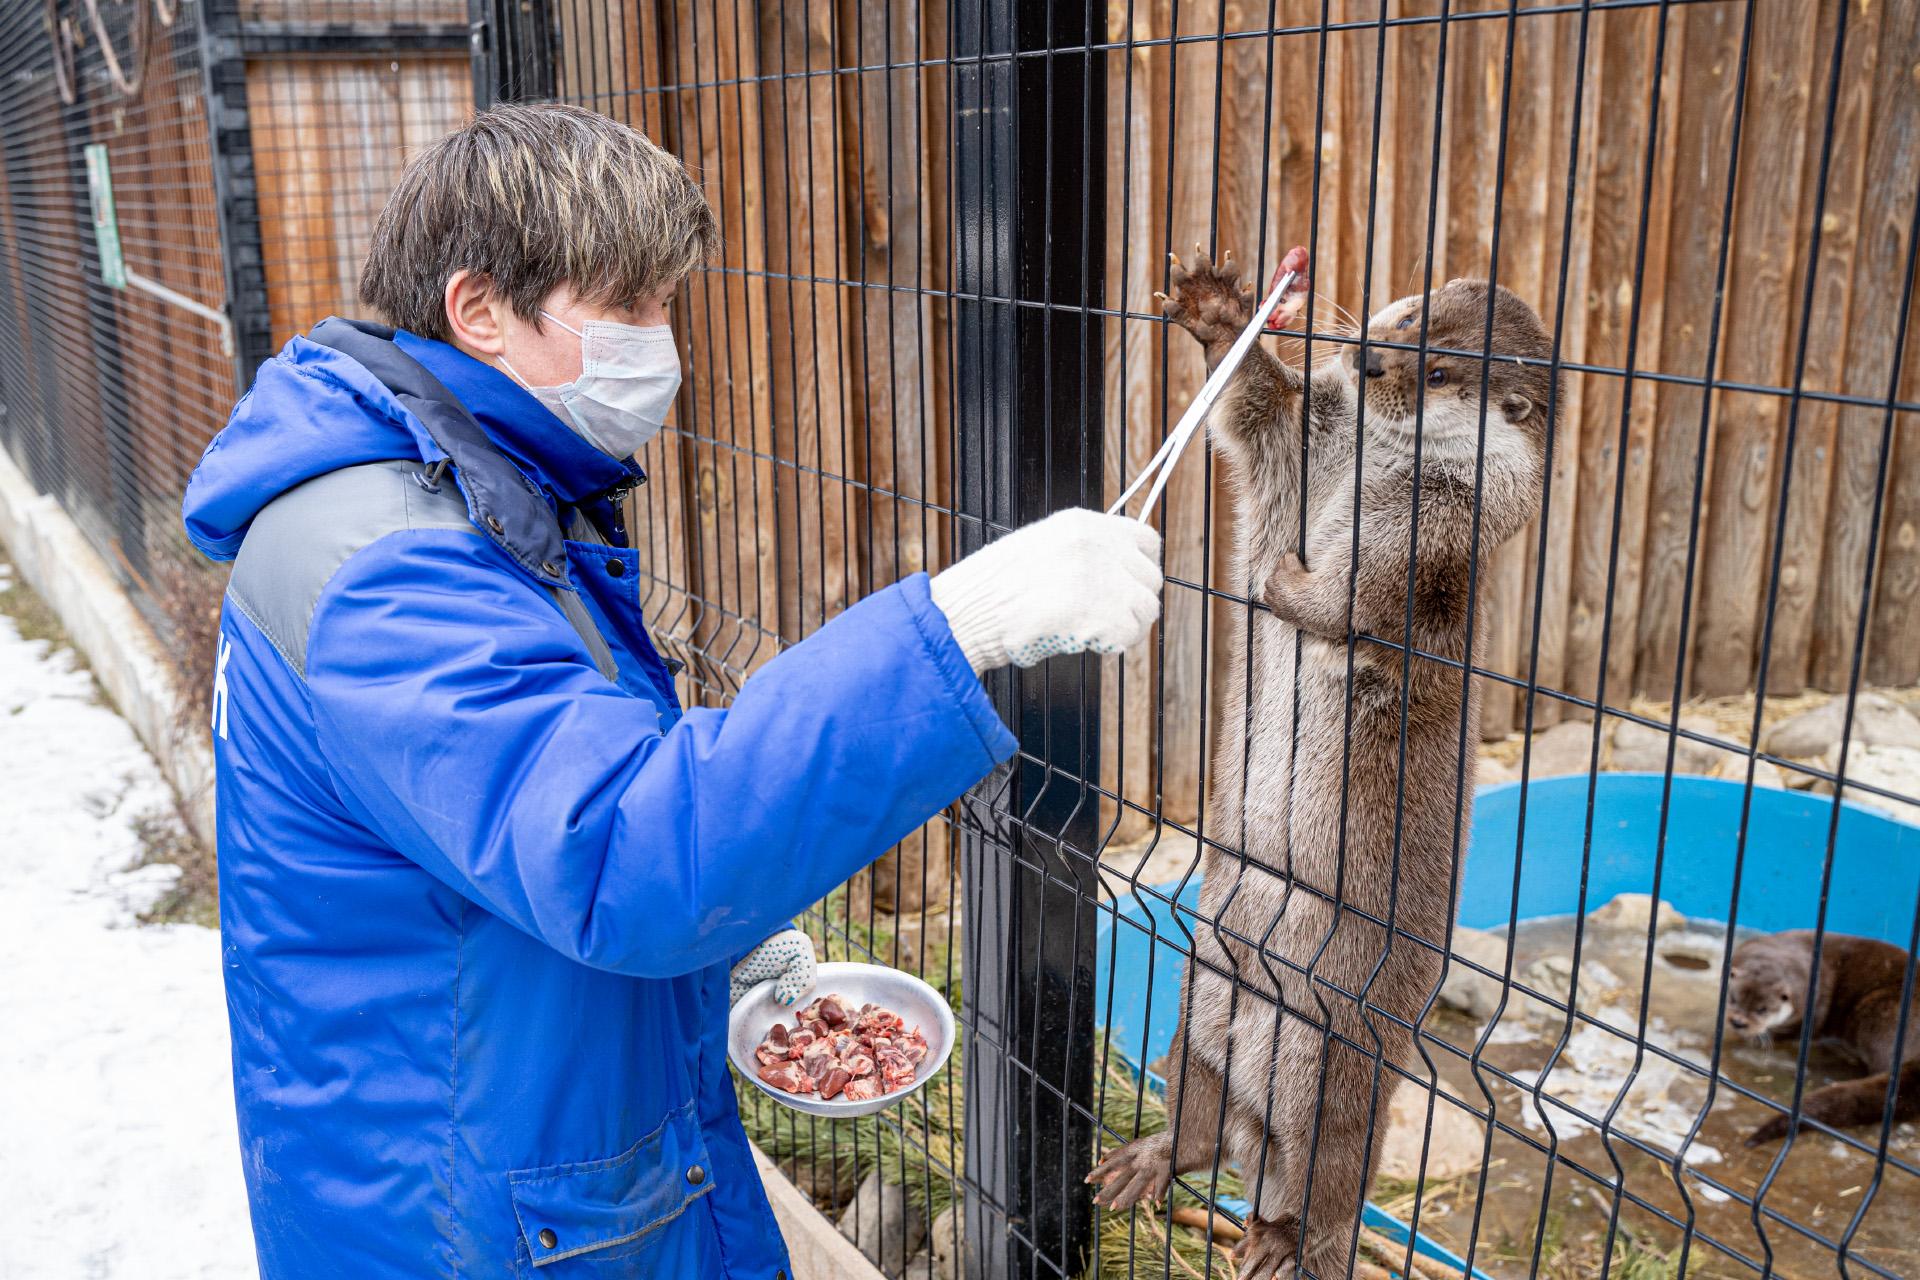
[1086,248,1555,1280]
[1726,930,1920,1146]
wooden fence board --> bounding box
[1692,1,1819,697]
[1765,0,1875,695]
[1814,0,1919,692]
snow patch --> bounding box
[0,608,256,1278]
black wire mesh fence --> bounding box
[0,0,233,676]
[2,2,1919,1278]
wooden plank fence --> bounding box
[240,0,1917,856]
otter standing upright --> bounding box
[1088,247,1555,1279]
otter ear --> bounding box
[1501,392,1534,424]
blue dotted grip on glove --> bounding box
[728,929,818,1008]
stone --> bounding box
[1751,759,1788,790]
[1525,721,1602,779]
[1765,693,1920,760]
[1378,1080,1487,1181]
[1477,753,1520,786]
[781,1154,858,1207]
[1517,954,1625,1026]
[1437,927,1510,1022]
[1589,893,1686,938]
[929,1206,965,1280]
[899,1251,938,1280]
[839,1172,928,1269]
[1609,713,1723,775]
[1825,742,1920,827]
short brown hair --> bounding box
[359,102,717,341]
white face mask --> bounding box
[499,311,682,460]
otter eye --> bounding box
[1397,314,1414,330]
[1426,367,1447,387]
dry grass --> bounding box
[129,804,218,929]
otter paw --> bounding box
[1269,551,1310,593]
[1157,244,1255,346]
[1232,1216,1300,1280]
[1085,1134,1173,1211]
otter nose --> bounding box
[1363,352,1385,379]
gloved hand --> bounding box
[930,508,1163,674]
[729,928,818,1008]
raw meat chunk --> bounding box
[752,991,934,1102]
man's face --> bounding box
[493,282,675,388]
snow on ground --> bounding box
[0,563,256,1280]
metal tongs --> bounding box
[1109,258,1305,521]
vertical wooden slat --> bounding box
[1100,3,1171,846]
[1635,2,1733,701]
[1766,0,1876,695]
[1691,2,1820,697]
[1442,7,1521,736]
[842,0,945,911]
[665,0,776,699]
[1813,0,1919,692]
[758,2,853,648]
[1160,0,1221,829]
[1860,0,1920,688]
[1502,4,1577,729]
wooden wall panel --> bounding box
[247,55,471,349]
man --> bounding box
[181,103,1161,1276]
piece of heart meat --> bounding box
[753,992,931,1101]
[757,1060,814,1093]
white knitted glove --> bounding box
[729,928,817,1007]
[930,509,1163,674]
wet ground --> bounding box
[1403,912,1920,1279]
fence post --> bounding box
[953,1,1107,1275]
[194,0,274,387]
[475,0,559,104]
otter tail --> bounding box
[1745,1060,1920,1147]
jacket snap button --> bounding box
[686,1164,705,1186]
[537,1228,557,1249]
[540,560,561,577]
[605,557,625,578]
[485,515,504,535]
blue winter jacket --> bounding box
[181,319,1017,1278]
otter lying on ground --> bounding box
[1726,930,1920,1146]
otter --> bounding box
[1726,930,1920,1146]
[1086,247,1555,1280]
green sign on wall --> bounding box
[83,144,127,290]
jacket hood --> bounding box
[182,335,444,561]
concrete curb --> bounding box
[752,1145,887,1280]
[0,447,218,846]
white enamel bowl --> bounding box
[727,961,956,1118]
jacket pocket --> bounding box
[509,1101,716,1269]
